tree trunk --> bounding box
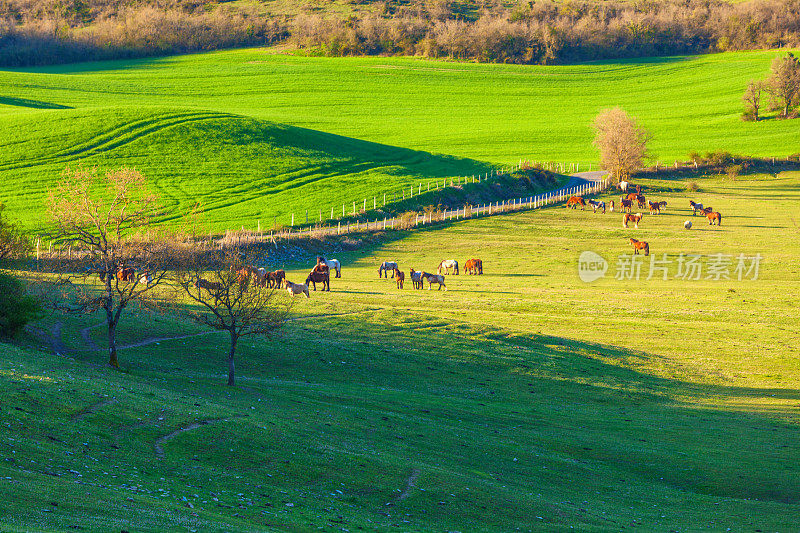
[107,316,119,368]
[227,330,238,386]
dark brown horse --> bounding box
[620,197,633,213]
[394,268,405,289]
[267,269,286,289]
[305,270,330,291]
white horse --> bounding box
[321,258,341,278]
[619,180,629,192]
[379,261,398,278]
[285,281,310,298]
[138,271,153,285]
[423,272,447,291]
[437,259,459,275]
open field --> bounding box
[0,48,796,232]
[3,171,799,531]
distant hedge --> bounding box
[1,0,799,67]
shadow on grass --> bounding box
[0,96,72,109]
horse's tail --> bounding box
[644,243,649,256]
[717,212,722,225]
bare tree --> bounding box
[45,167,174,368]
[742,79,766,121]
[592,107,651,182]
[767,52,800,119]
[175,251,290,386]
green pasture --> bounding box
[0,48,796,231]
[2,171,799,531]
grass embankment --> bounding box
[2,171,798,531]
[0,49,796,231]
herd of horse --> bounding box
[565,183,725,260]
[379,259,483,291]
[566,190,723,230]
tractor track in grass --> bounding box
[0,111,234,172]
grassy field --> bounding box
[0,48,796,232]
[2,170,799,531]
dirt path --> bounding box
[396,468,420,501]
[154,416,247,459]
[72,398,117,422]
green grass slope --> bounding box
[0,48,797,231]
[3,171,799,531]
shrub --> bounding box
[0,271,42,338]
[725,164,743,180]
[686,181,700,192]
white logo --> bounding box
[578,251,608,282]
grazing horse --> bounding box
[619,198,633,213]
[587,199,606,214]
[626,193,639,202]
[648,200,667,214]
[623,212,644,228]
[619,181,629,192]
[423,272,447,291]
[464,258,483,275]
[394,268,405,289]
[285,281,310,298]
[236,265,259,291]
[609,200,615,213]
[317,256,341,278]
[409,269,424,290]
[306,269,330,291]
[706,211,722,226]
[701,206,713,216]
[689,201,710,216]
[566,196,586,210]
[379,261,398,278]
[266,269,285,289]
[116,265,136,282]
[438,259,459,275]
[138,271,153,285]
[636,194,647,209]
[195,277,223,292]
[629,238,650,256]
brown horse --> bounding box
[267,269,286,289]
[706,211,722,226]
[626,192,639,202]
[566,196,586,210]
[394,268,405,289]
[236,265,260,291]
[619,197,633,213]
[623,213,644,228]
[464,258,483,275]
[648,200,667,214]
[195,278,223,292]
[306,270,330,291]
[629,238,650,256]
[636,194,646,209]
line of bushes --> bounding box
[1,0,800,67]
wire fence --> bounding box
[212,172,614,249]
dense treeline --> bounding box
[1,0,800,66]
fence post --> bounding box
[410,186,413,198]
[384,193,386,206]
[338,221,341,234]
[291,213,294,227]
[364,199,367,212]
[353,201,356,216]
